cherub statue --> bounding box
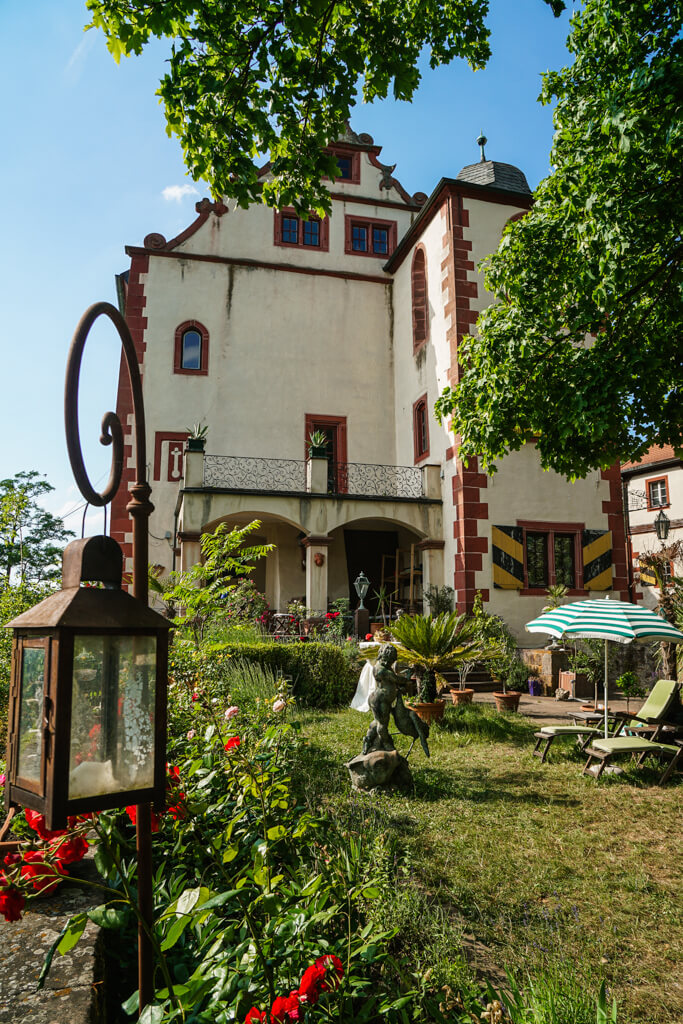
[362,643,430,758]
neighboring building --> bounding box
[112,126,628,641]
[622,445,683,608]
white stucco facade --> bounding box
[112,127,628,640]
[623,446,683,610]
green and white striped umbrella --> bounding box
[526,597,683,737]
[526,597,683,645]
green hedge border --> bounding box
[219,641,360,708]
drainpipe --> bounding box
[622,476,635,602]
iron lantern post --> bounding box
[353,571,370,610]
[3,302,164,1016]
[353,571,371,638]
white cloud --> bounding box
[162,184,200,202]
[65,32,96,84]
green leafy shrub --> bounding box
[171,637,359,708]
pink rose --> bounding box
[273,699,286,713]
[224,706,239,720]
[187,730,196,741]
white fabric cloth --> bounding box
[350,660,376,713]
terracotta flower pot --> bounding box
[493,691,522,713]
[411,700,446,725]
[450,688,474,706]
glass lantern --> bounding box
[353,571,370,609]
[5,536,170,830]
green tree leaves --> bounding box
[438,0,683,477]
[85,0,561,214]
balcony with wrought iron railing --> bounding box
[202,454,428,500]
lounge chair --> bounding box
[582,736,683,785]
[610,679,681,740]
[532,725,603,763]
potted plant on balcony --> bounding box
[307,430,328,458]
[391,611,504,725]
[185,422,208,452]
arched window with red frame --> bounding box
[413,395,430,463]
[174,320,209,375]
[411,246,428,351]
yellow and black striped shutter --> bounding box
[637,559,657,587]
[582,530,612,590]
[492,525,524,589]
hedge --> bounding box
[218,641,360,708]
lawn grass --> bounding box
[293,702,683,1024]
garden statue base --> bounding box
[345,750,413,793]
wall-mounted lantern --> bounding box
[5,536,170,831]
[654,509,670,542]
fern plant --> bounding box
[391,612,505,703]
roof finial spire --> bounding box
[476,131,488,163]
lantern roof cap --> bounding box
[6,584,171,631]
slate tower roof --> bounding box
[456,160,531,195]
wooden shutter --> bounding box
[637,559,657,587]
[492,526,524,589]
[582,530,612,590]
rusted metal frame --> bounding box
[64,301,157,1015]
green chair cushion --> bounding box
[590,736,679,756]
[630,679,678,724]
[539,726,601,737]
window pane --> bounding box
[69,635,156,798]
[182,330,201,370]
[18,644,47,783]
[415,403,427,455]
[352,225,368,251]
[282,216,298,244]
[554,533,575,588]
[303,220,320,246]
[372,228,388,254]
[526,532,548,588]
[337,156,353,179]
[648,480,667,506]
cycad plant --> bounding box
[391,612,505,703]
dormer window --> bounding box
[336,156,353,179]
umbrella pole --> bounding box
[604,641,609,738]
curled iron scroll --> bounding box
[65,301,147,507]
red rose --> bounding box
[191,692,199,702]
[125,806,161,832]
[224,736,241,751]
[365,633,373,641]
[21,851,66,894]
[270,992,301,1022]
[245,1009,266,1023]
[51,835,89,865]
[298,963,326,1004]
[3,852,22,868]
[24,809,66,841]
[0,887,25,922]
[314,954,344,990]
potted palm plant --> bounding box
[391,611,504,725]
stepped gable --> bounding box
[456,160,531,195]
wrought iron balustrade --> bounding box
[202,455,424,499]
[337,462,423,499]
[203,455,307,492]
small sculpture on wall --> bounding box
[313,552,325,567]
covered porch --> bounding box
[176,448,444,616]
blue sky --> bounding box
[0,0,576,534]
